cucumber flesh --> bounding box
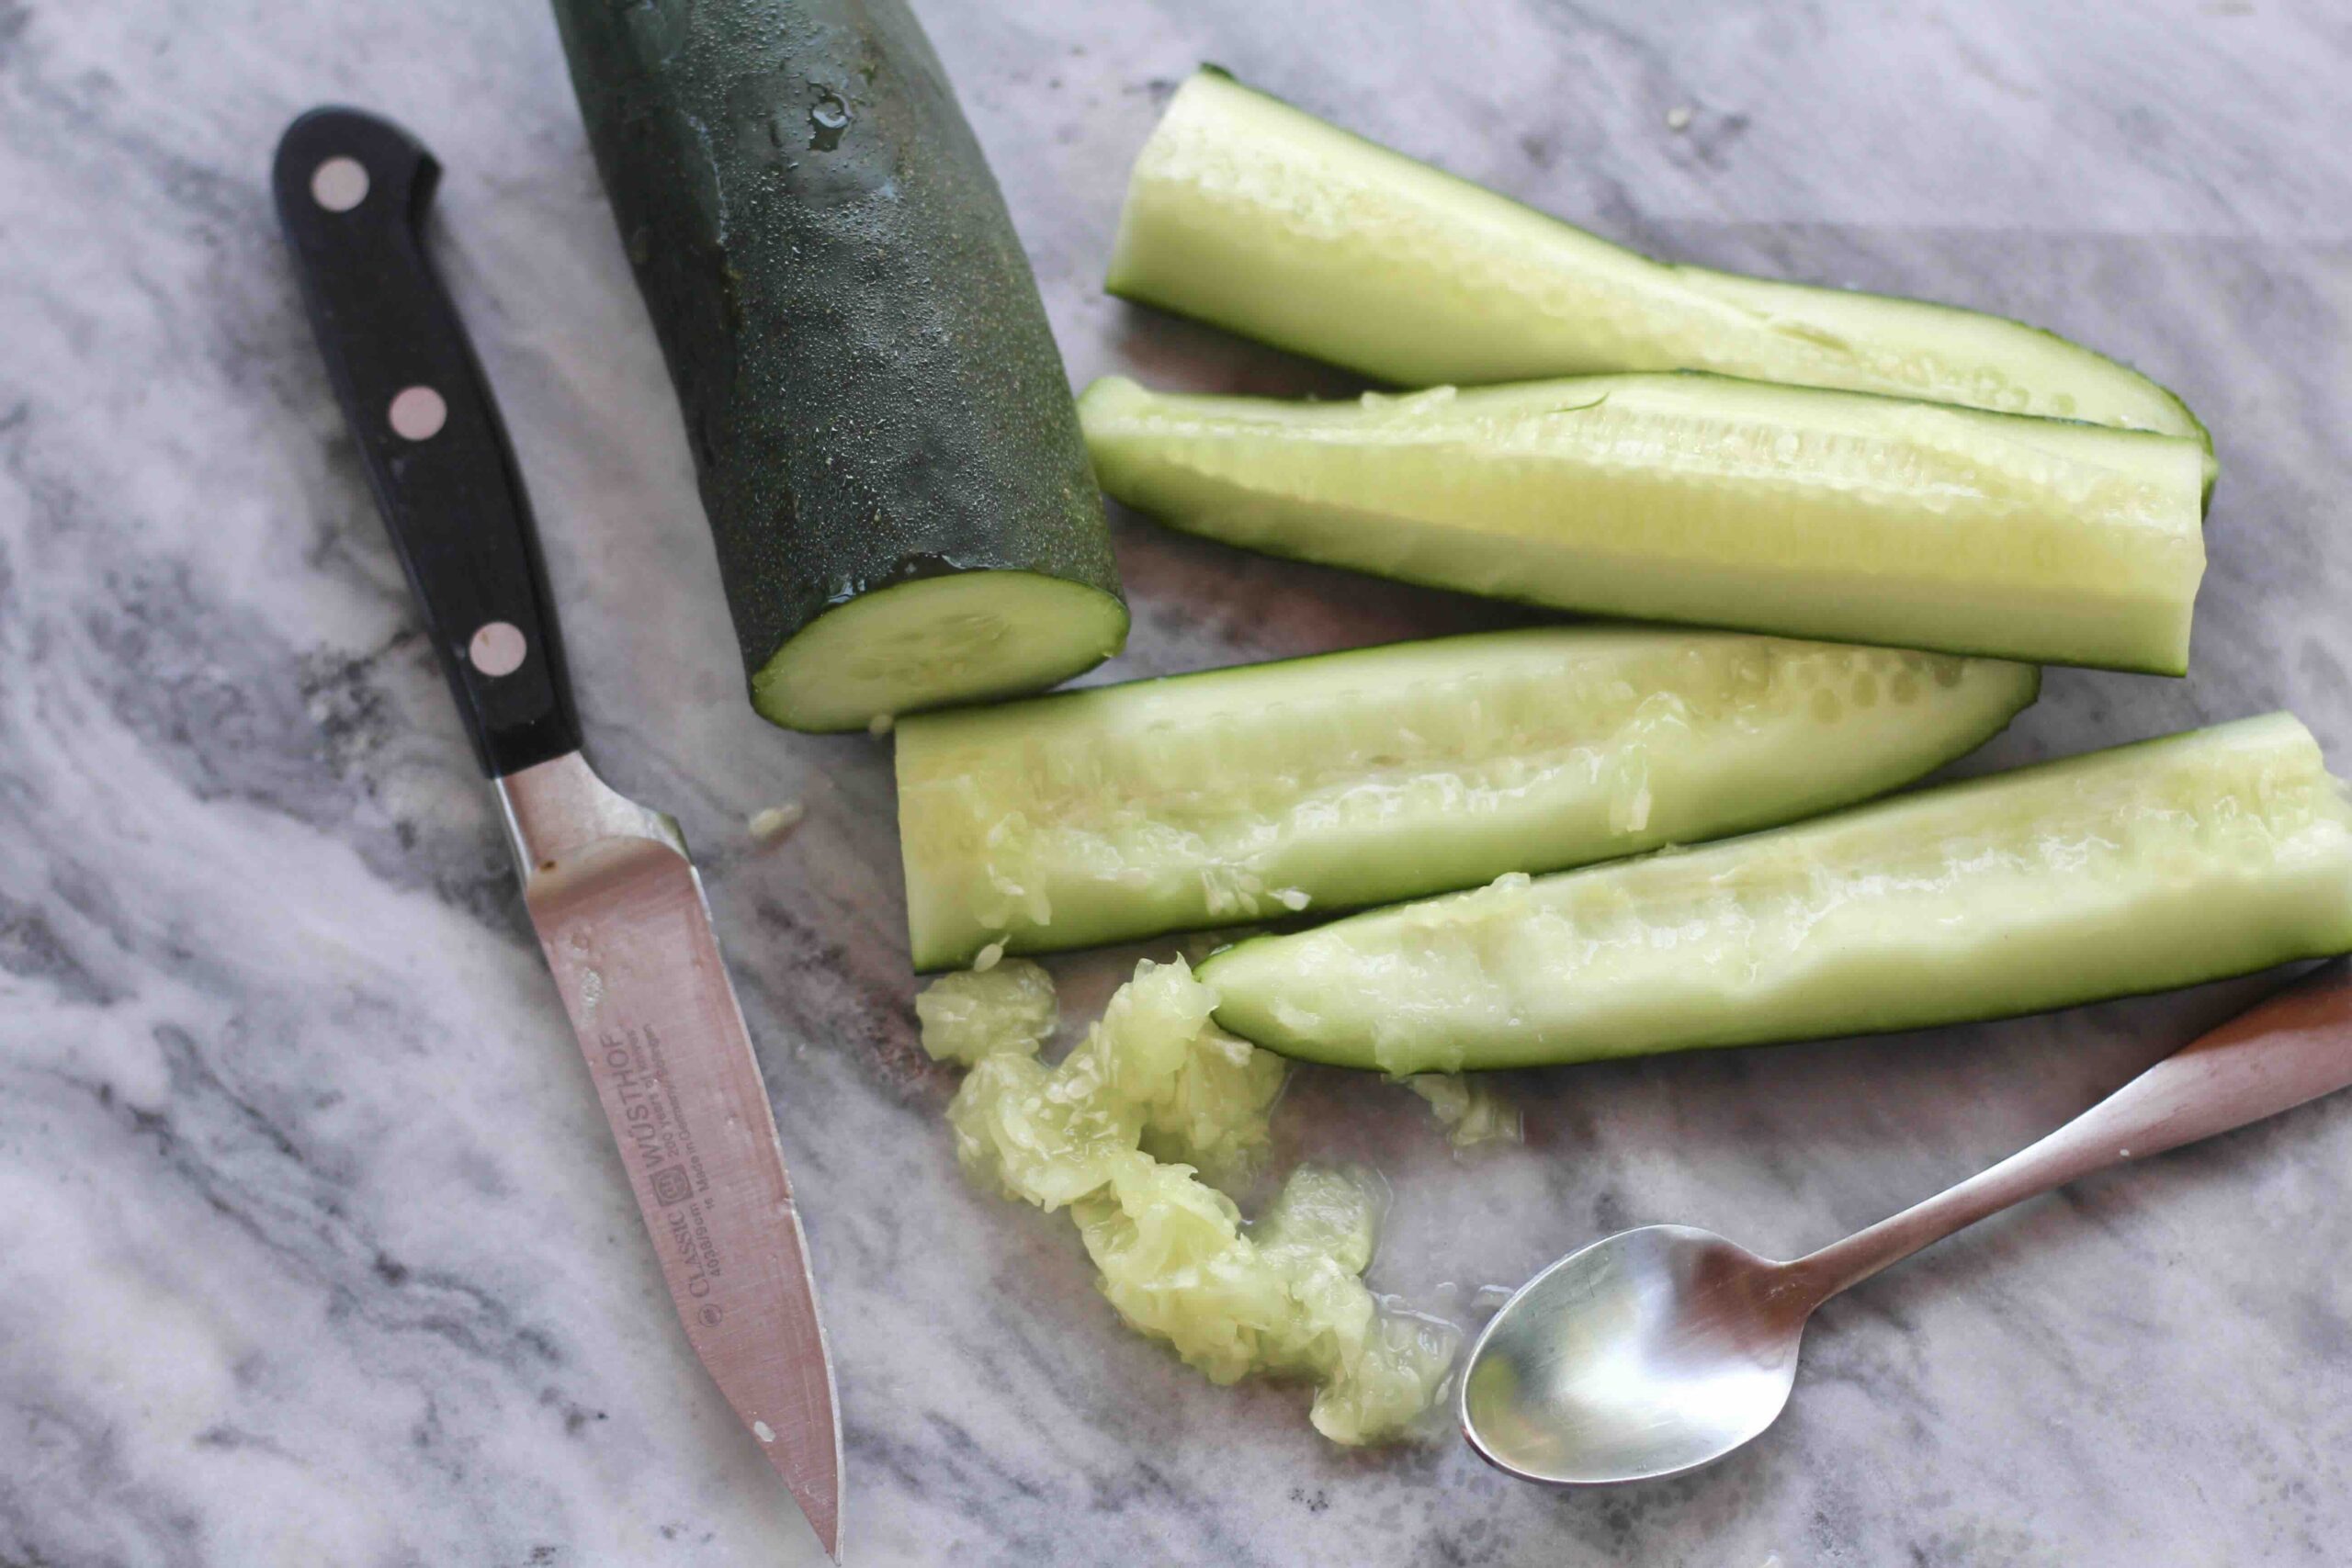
[922,958,1453,1444]
[757,572,1128,732]
[1080,374,2208,674]
[1200,715,2352,1074]
[1108,70,2206,450]
[897,626,2037,969]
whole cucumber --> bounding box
[552,0,1127,731]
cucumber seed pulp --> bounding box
[919,958,1457,1443]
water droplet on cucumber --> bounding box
[808,86,853,150]
[623,0,694,62]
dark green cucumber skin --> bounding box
[550,0,1123,698]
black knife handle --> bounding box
[273,107,580,779]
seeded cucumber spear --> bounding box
[897,626,2037,969]
[551,0,1126,731]
[1203,716,2352,1074]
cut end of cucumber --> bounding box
[752,572,1129,733]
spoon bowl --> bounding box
[1459,1225,1811,1484]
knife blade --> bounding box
[272,107,842,1558]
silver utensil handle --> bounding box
[1790,959,2352,1302]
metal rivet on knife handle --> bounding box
[309,154,369,212]
[388,385,447,441]
[469,621,527,677]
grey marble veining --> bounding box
[5,1,2352,1562]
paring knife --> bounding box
[272,107,843,1558]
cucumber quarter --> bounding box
[1081,374,2208,674]
[1201,715,2352,1075]
[896,626,2036,969]
[759,572,1130,734]
[1108,70,2206,452]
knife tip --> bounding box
[815,1484,842,1565]
[779,1450,842,1565]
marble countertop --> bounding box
[6,0,2352,1562]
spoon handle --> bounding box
[1789,959,2352,1302]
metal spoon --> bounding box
[1460,959,2352,1486]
